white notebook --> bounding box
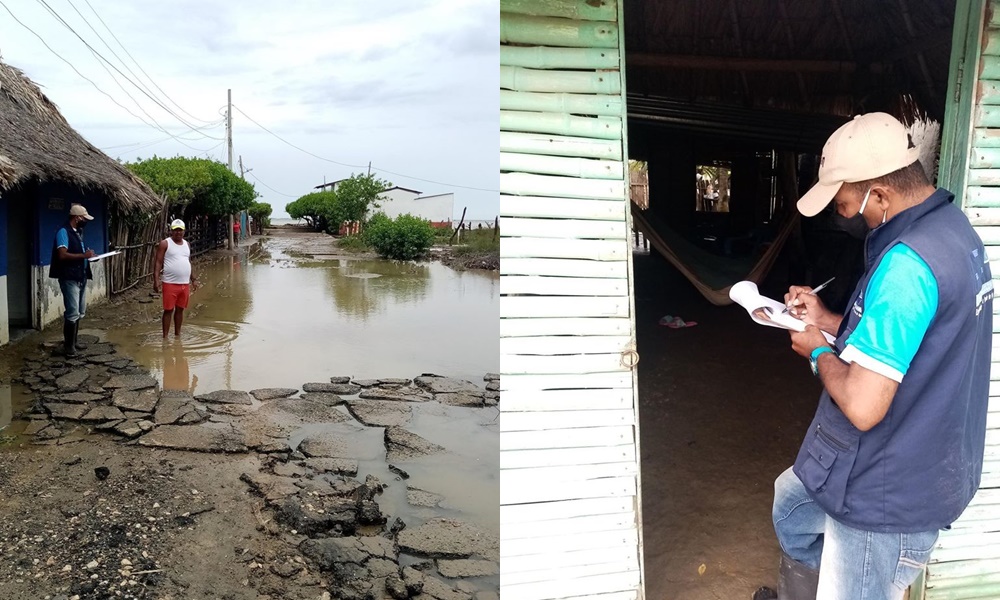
[729,280,836,344]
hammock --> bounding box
[631,206,799,306]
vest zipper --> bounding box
[817,424,849,451]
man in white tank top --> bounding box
[153,219,198,337]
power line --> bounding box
[0,0,215,152]
[231,104,499,193]
[82,0,217,125]
[245,170,299,198]
[34,0,222,139]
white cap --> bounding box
[170,219,185,230]
[797,112,922,217]
[69,204,94,220]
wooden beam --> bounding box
[628,53,883,74]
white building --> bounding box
[313,181,455,226]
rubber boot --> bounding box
[72,320,88,351]
[751,553,818,600]
[63,320,77,357]
[777,552,819,600]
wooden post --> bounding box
[449,207,468,245]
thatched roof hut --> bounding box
[0,61,162,212]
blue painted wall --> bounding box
[35,182,108,266]
[0,193,8,277]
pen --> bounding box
[782,276,835,314]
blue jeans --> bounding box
[59,279,87,323]
[773,467,939,600]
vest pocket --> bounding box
[799,425,858,516]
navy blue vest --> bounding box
[48,223,93,282]
[792,189,993,532]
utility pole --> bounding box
[367,161,371,177]
[227,89,234,251]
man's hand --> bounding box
[784,285,840,333]
[789,325,830,358]
[84,249,95,259]
[153,281,160,294]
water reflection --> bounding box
[326,260,431,321]
[161,340,198,394]
[0,384,11,431]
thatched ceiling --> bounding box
[0,61,163,212]
[624,0,955,120]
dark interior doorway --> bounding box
[7,189,34,333]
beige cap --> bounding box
[170,219,185,230]
[69,204,94,220]
[797,112,922,217]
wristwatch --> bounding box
[809,346,836,376]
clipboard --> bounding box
[87,250,122,262]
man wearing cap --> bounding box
[153,219,198,338]
[49,203,96,356]
[759,113,993,600]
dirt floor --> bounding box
[0,232,498,600]
[633,251,824,600]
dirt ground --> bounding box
[0,232,498,600]
[633,251,823,600]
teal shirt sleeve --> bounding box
[844,243,938,377]
[55,228,69,249]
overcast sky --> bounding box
[0,0,498,219]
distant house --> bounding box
[0,61,163,346]
[313,180,455,227]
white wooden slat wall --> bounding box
[500,0,645,598]
[926,3,1000,598]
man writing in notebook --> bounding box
[153,219,199,338]
[757,113,993,600]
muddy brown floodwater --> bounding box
[0,229,499,600]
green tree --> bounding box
[322,173,392,232]
[286,191,335,230]
[249,202,273,228]
[127,156,257,216]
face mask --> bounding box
[840,213,870,240]
[76,220,87,230]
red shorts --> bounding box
[162,283,190,311]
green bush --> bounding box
[364,213,435,260]
[337,234,371,253]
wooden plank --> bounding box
[501,569,640,600]
[500,425,634,450]
[500,275,630,296]
[501,334,632,354]
[981,82,1000,105]
[501,46,620,70]
[979,106,1000,128]
[967,207,1000,225]
[500,0,618,21]
[974,127,1000,148]
[501,66,622,94]
[501,90,622,117]
[965,186,1000,207]
[501,444,636,469]
[501,316,632,337]
[976,225,1000,246]
[503,461,638,484]
[501,544,639,576]
[502,409,634,432]
[500,237,627,260]
[500,388,632,411]
[501,496,634,524]
[502,474,637,505]
[501,152,624,180]
[502,257,628,279]
[502,172,625,200]
[499,371,633,391]
[501,110,622,140]
[502,352,628,374]
[983,56,1000,80]
[971,146,1000,168]
[500,132,623,160]
[502,217,627,240]
[928,557,1000,579]
[502,561,639,587]
[501,296,629,318]
[969,169,1000,186]
[545,593,638,600]
[500,13,620,48]
[502,527,638,558]
[501,194,625,220]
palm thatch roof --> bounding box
[625,0,954,121]
[0,61,162,212]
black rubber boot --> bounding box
[63,320,77,357]
[777,552,819,600]
[752,553,819,600]
[72,320,88,351]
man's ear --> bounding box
[872,185,892,210]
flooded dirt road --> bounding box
[0,228,499,600]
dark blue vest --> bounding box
[48,223,93,282]
[792,188,993,532]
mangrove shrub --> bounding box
[363,213,436,260]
